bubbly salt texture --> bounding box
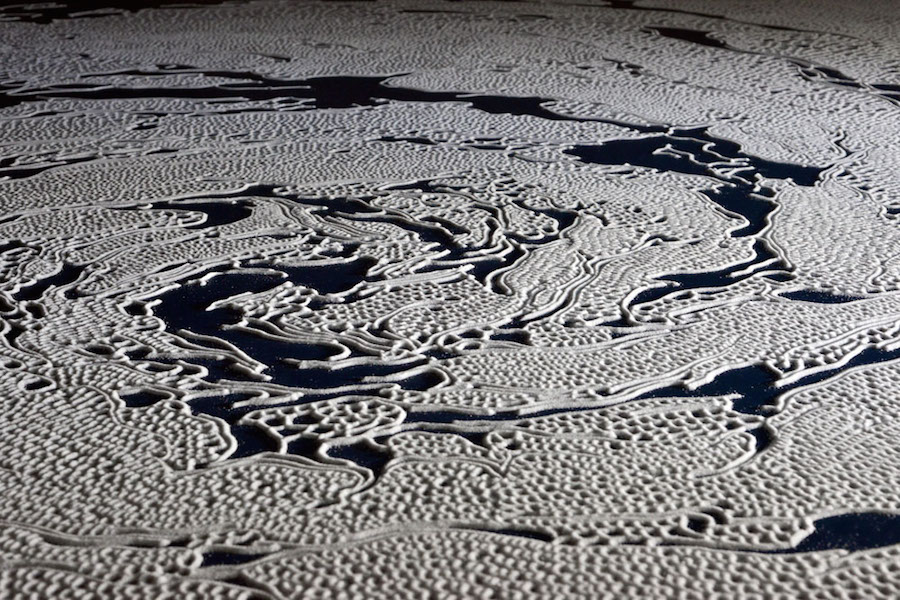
[1,0,900,597]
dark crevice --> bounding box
[451,524,556,543]
[645,27,728,50]
[200,550,271,567]
[1,72,666,134]
[626,240,784,309]
[406,344,900,434]
[589,0,856,39]
[0,0,236,24]
[325,437,393,479]
[635,345,900,419]
[119,388,171,408]
[746,423,775,454]
[642,22,900,107]
[2,322,25,347]
[13,263,86,301]
[121,198,254,230]
[567,130,822,189]
[228,423,283,459]
[779,512,900,553]
[358,509,900,553]
[0,155,97,180]
[779,289,865,304]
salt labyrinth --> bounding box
[1,1,900,597]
